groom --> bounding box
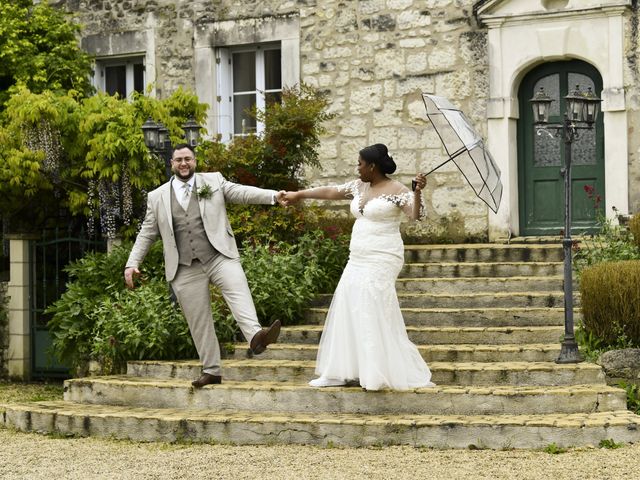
[124,144,284,388]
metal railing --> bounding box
[30,227,106,379]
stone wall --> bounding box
[55,0,490,239]
[0,282,8,379]
[297,1,490,238]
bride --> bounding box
[283,143,435,390]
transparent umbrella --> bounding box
[422,93,503,213]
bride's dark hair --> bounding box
[359,143,396,175]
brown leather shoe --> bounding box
[191,373,222,388]
[249,319,282,355]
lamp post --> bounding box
[141,117,201,179]
[529,85,602,364]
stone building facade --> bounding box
[50,0,640,240]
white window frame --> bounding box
[194,15,300,141]
[215,43,282,140]
[93,54,146,99]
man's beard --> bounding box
[174,168,195,180]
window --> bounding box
[94,56,145,98]
[216,44,282,138]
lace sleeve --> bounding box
[335,179,360,199]
[391,190,426,220]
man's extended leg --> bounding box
[205,255,280,354]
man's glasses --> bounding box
[172,157,195,164]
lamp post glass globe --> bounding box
[141,118,202,180]
[529,87,553,125]
[157,125,169,151]
[182,118,200,147]
[565,85,587,122]
[142,118,160,149]
[583,87,602,125]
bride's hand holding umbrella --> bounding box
[412,173,426,193]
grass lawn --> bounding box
[0,381,64,404]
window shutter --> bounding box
[215,47,233,142]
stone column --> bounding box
[107,236,122,253]
[6,234,38,380]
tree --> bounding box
[0,0,93,107]
[0,86,208,236]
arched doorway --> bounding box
[518,61,604,236]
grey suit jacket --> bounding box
[126,172,277,282]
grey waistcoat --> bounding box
[171,185,217,266]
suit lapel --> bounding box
[195,173,206,217]
[160,181,174,232]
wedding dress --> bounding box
[310,179,435,391]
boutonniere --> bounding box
[196,184,213,200]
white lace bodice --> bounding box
[335,179,426,262]
[336,179,425,222]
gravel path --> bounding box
[0,428,638,480]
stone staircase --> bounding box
[3,243,640,448]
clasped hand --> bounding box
[277,191,301,207]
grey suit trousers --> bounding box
[171,254,262,376]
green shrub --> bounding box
[226,203,355,250]
[543,443,567,454]
[241,230,350,325]
[598,439,624,449]
[294,230,350,294]
[47,229,350,373]
[242,242,318,324]
[227,204,308,246]
[619,381,640,414]
[629,214,640,250]
[579,260,640,348]
[573,215,640,277]
[90,279,195,373]
[47,242,217,374]
[0,0,94,107]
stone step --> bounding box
[404,244,563,263]
[61,378,625,416]
[127,360,605,386]
[304,307,575,327]
[5,402,638,449]
[495,236,575,245]
[400,262,564,278]
[395,276,566,293]
[277,325,565,345]
[312,292,575,309]
[227,343,562,363]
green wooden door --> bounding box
[518,61,604,236]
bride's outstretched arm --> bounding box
[283,186,348,204]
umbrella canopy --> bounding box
[422,93,503,213]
